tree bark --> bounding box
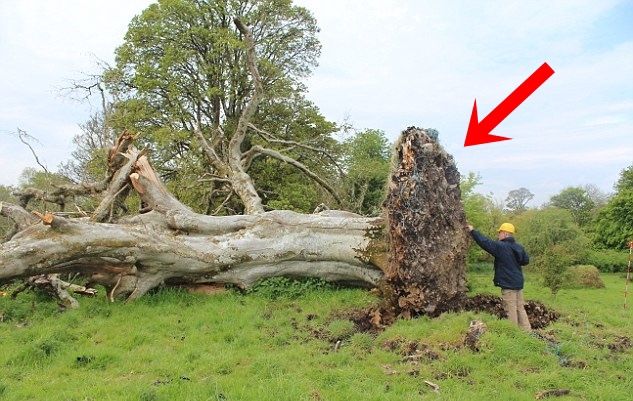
[0,206,385,300]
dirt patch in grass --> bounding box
[465,294,561,329]
[607,335,633,353]
[341,294,560,334]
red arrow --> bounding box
[464,62,555,146]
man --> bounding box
[467,223,532,331]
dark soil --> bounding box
[381,127,469,322]
[348,294,560,334]
[465,294,560,329]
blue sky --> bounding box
[1,0,632,207]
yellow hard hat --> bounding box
[498,223,515,234]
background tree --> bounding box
[104,0,338,215]
[592,165,633,249]
[340,129,391,216]
[581,183,610,209]
[615,165,633,192]
[548,186,595,228]
[513,208,589,265]
[504,187,534,214]
[592,191,633,249]
[58,73,118,186]
[513,208,589,294]
[539,244,572,296]
[461,172,504,262]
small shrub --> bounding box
[537,245,572,296]
[566,265,605,289]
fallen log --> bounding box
[0,207,385,300]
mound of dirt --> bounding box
[351,294,560,334]
[465,294,560,329]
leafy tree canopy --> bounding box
[504,187,534,213]
[103,0,343,215]
[592,189,633,249]
[591,165,633,249]
[548,186,595,227]
[340,129,391,216]
[461,172,505,262]
[615,165,633,192]
[513,208,589,265]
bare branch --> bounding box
[247,123,345,175]
[249,144,342,205]
[16,128,49,173]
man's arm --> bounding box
[468,229,501,257]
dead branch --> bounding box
[14,187,67,209]
[423,380,440,394]
[12,274,97,310]
[16,128,49,173]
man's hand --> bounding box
[466,225,474,232]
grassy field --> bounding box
[0,270,632,401]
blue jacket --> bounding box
[470,230,529,290]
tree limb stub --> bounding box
[0,201,39,232]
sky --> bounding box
[1,0,632,207]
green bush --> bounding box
[537,245,572,296]
[566,265,605,289]
[586,248,629,273]
[515,208,590,263]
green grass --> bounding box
[1,272,632,400]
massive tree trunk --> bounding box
[0,144,386,301]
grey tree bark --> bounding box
[0,146,386,302]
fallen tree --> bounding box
[1,127,457,309]
[0,140,386,302]
[0,127,560,331]
[0,16,557,326]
